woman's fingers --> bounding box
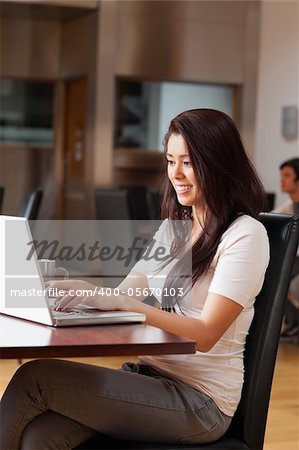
[46,280,120,311]
[44,279,101,310]
[54,293,77,311]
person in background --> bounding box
[274,158,299,343]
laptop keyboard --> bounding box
[52,309,82,319]
[51,306,109,319]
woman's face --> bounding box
[166,133,199,207]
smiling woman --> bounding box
[0,109,270,449]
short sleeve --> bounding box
[208,218,270,308]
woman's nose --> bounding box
[173,164,184,179]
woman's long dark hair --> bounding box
[160,108,267,308]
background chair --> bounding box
[265,192,276,211]
[18,188,43,220]
[0,186,4,214]
[95,188,132,220]
[76,213,299,450]
[124,186,151,220]
[95,187,153,221]
[146,189,161,220]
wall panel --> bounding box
[115,0,247,83]
[60,13,96,78]
[0,17,60,79]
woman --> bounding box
[0,109,270,449]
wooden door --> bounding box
[62,78,87,219]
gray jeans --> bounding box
[0,359,231,449]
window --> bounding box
[114,79,235,151]
[0,79,54,147]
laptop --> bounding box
[0,216,146,327]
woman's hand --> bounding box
[45,279,123,311]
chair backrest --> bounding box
[228,213,299,449]
[95,188,132,220]
[266,192,276,211]
[95,187,152,220]
[146,190,161,220]
[0,186,4,214]
[18,188,43,220]
[123,186,150,220]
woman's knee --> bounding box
[10,359,65,391]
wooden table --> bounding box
[0,314,196,359]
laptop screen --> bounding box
[0,216,53,325]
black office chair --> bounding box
[76,213,299,450]
[95,188,132,220]
[265,192,276,212]
[18,188,43,220]
[147,189,161,220]
[95,187,152,220]
[124,186,151,220]
[0,186,4,214]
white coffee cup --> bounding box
[38,259,69,280]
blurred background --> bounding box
[0,0,298,220]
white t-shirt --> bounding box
[132,215,270,417]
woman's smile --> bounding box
[175,185,193,195]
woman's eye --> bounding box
[167,160,175,166]
[183,161,191,167]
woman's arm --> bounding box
[119,292,243,352]
[48,276,242,352]
[48,220,268,352]
[117,271,149,296]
